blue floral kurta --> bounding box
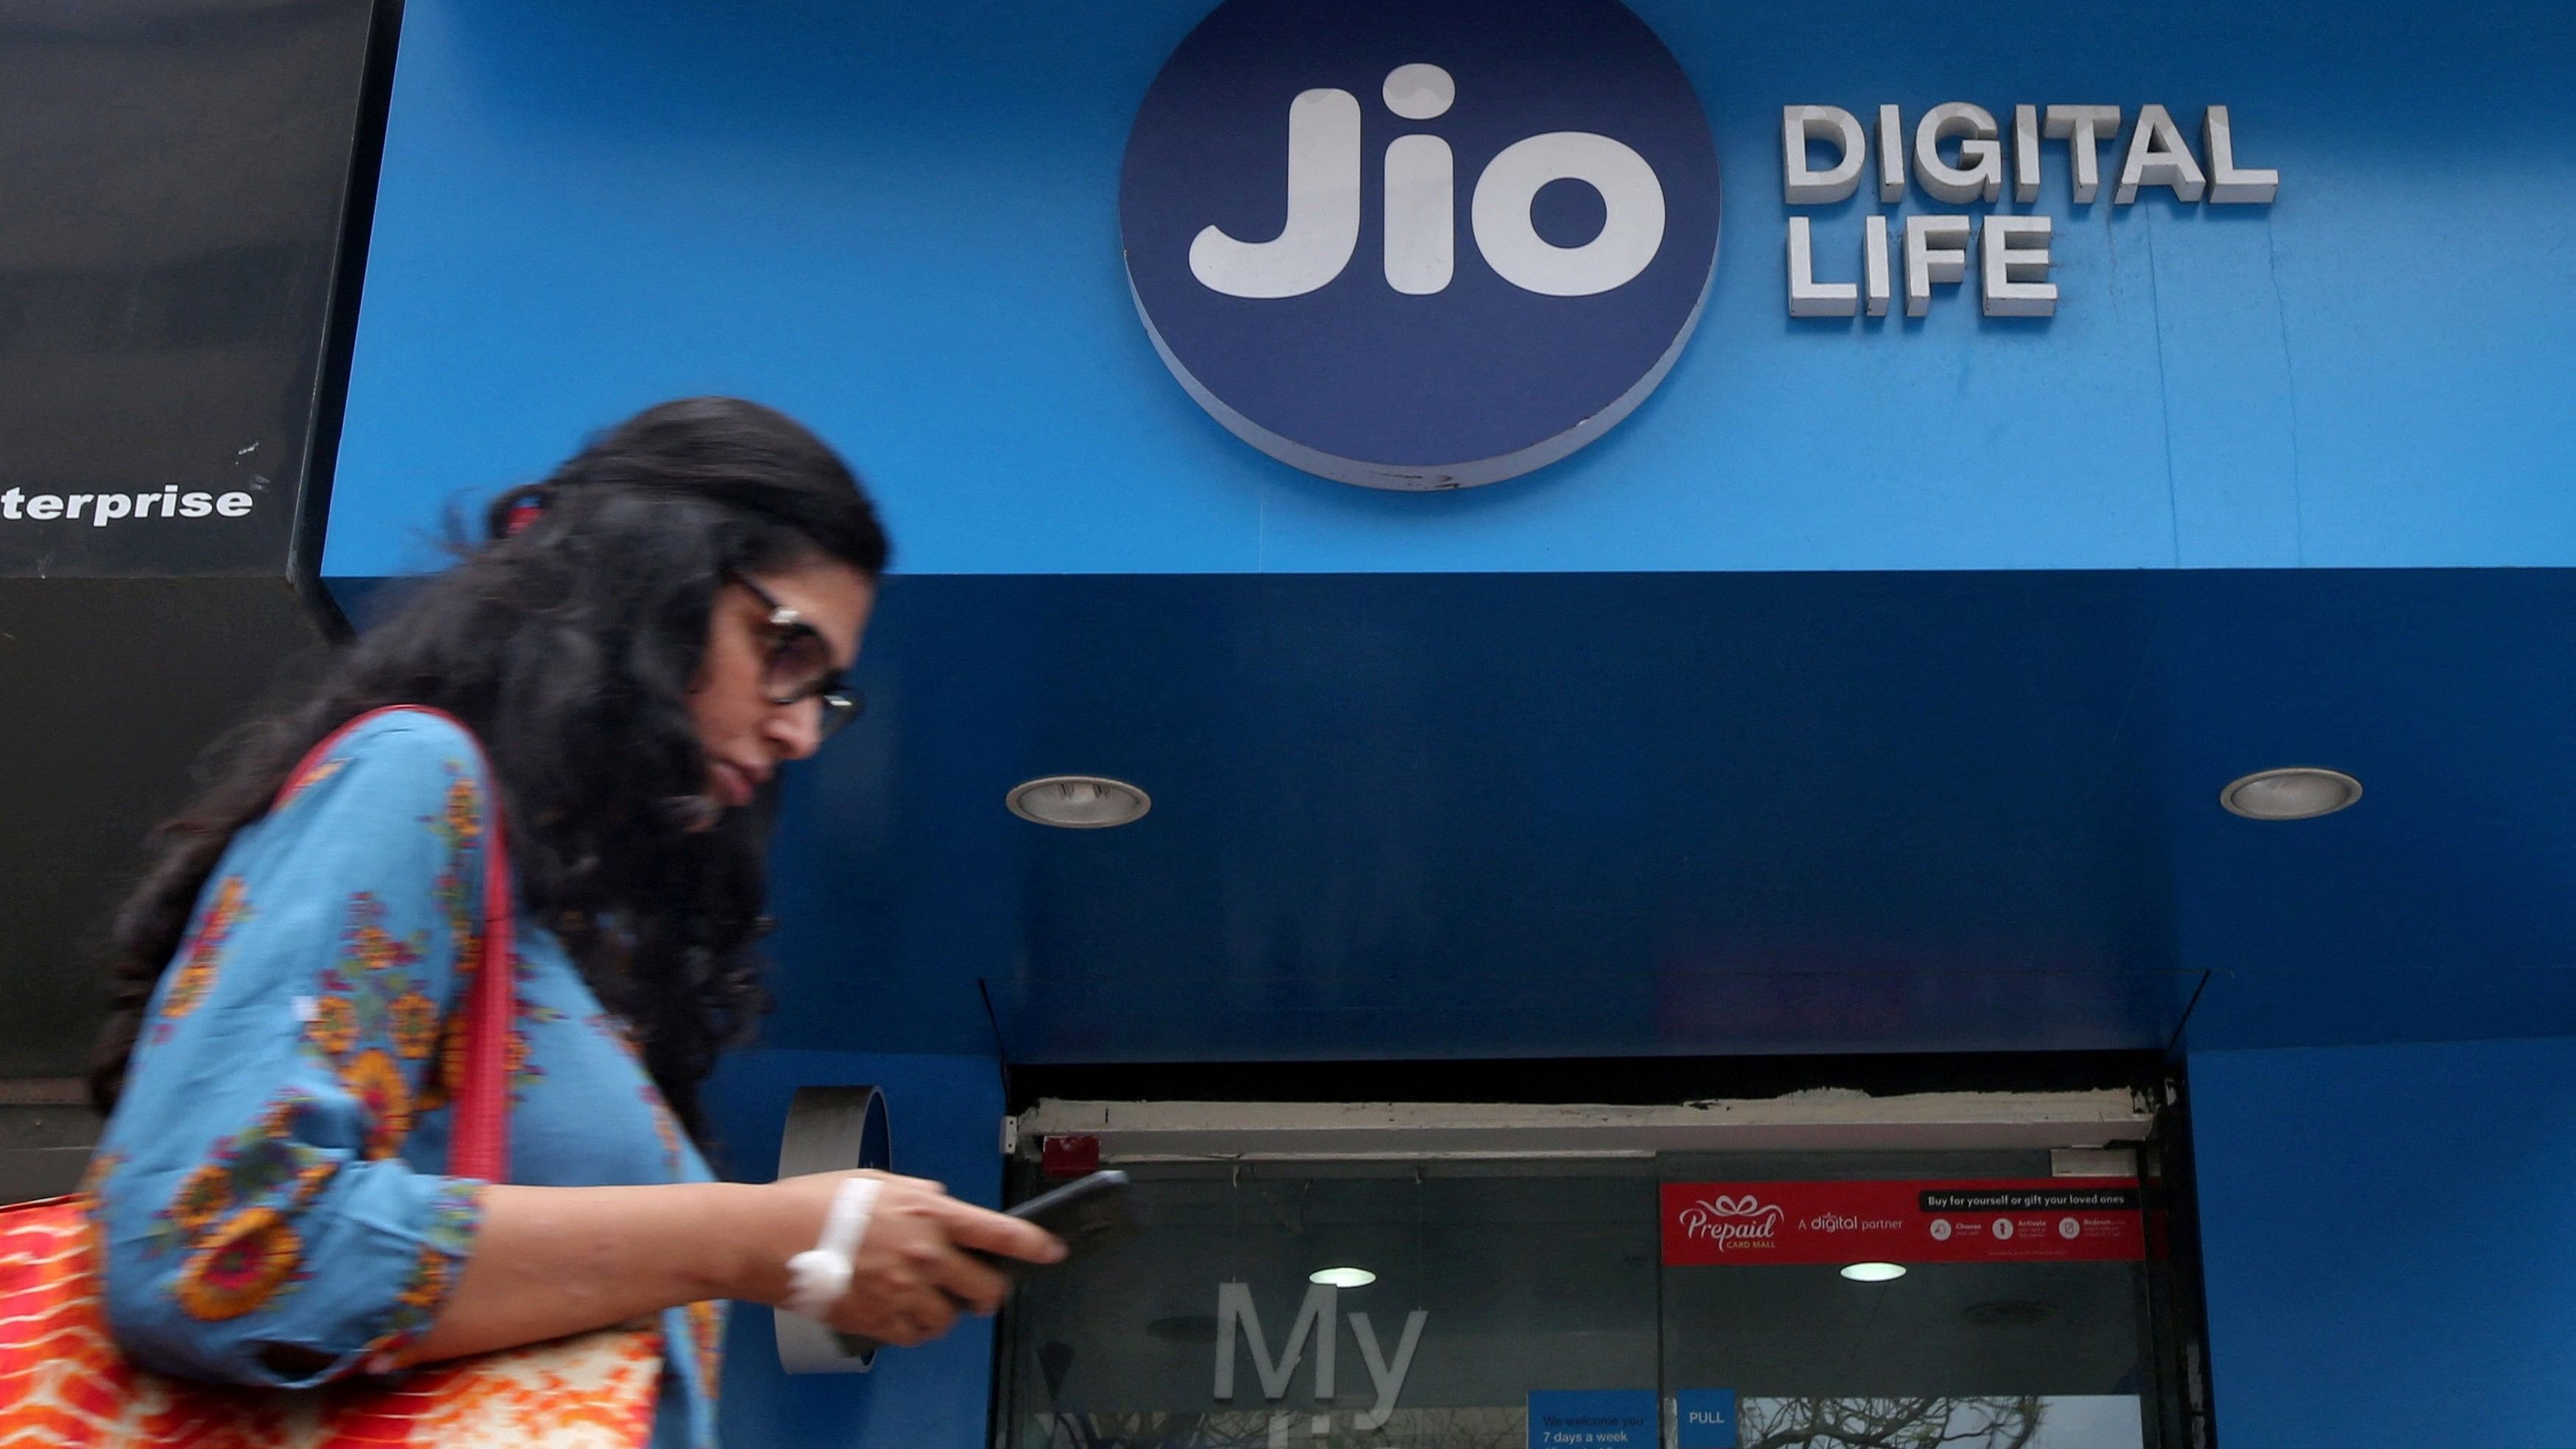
[93,711,724,1448]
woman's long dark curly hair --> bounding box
[89,397,890,1139]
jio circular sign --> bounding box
[1119,0,1720,490]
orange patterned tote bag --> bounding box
[0,708,662,1446]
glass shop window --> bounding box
[999,1151,2182,1449]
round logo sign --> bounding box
[1119,0,1720,489]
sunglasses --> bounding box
[732,574,863,740]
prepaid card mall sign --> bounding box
[1661,1179,2146,1266]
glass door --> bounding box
[999,1151,2170,1449]
[1003,1160,1661,1449]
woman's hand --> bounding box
[408,1175,1066,1367]
[743,1171,1066,1347]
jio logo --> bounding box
[1120,0,1720,489]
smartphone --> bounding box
[977,1169,1135,1275]
[826,1170,1133,1360]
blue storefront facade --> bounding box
[309,0,2576,1443]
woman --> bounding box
[84,398,1057,1446]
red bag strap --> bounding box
[277,706,514,1183]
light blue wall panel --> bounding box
[328,0,2576,580]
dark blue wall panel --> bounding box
[728,569,2576,1063]
[704,1049,1006,1449]
[2191,1038,2576,1445]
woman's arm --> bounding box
[409,1170,1063,1364]
[96,718,1058,1386]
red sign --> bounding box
[1661,1180,2143,1266]
[1041,1134,1103,1178]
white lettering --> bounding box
[1349,1310,1427,1429]
[1678,1194,1786,1248]
[2116,103,2205,203]
[1381,65,1457,296]
[1864,214,1892,317]
[2045,105,2123,205]
[1216,1283,1336,1402]
[1914,102,2001,204]
[1876,104,1906,202]
[1472,132,1665,297]
[2204,105,2279,203]
[1195,73,1674,300]
[2013,104,2042,202]
[1191,88,1363,299]
[0,486,264,525]
[1786,217,1857,317]
[1981,215,2056,316]
[1384,134,1455,296]
[1904,214,1972,317]
[1782,105,1865,205]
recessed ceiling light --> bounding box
[1007,775,1151,829]
[1839,1262,1907,1283]
[2220,767,2362,821]
[1309,1266,1376,1289]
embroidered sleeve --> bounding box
[92,715,500,1388]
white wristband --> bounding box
[784,1176,882,1319]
